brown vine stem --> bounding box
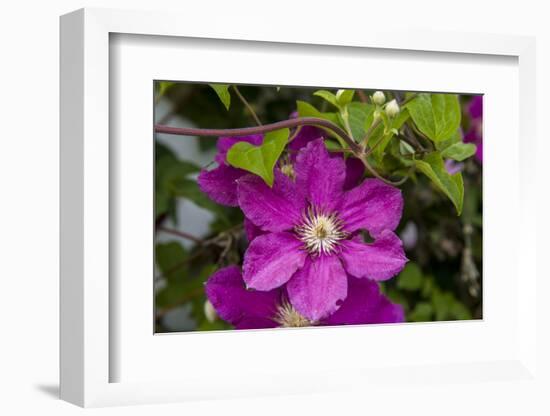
[158,227,203,245]
[357,90,369,103]
[358,156,408,186]
[155,116,362,154]
[364,130,388,157]
[154,116,411,185]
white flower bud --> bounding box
[204,300,217,323]
[385,99,400,118]
[372,91,386,105]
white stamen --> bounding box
[273,300,312,327]
[280,163,296,180]
[295,206,347,255]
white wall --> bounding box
[1,1,548,415]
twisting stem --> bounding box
[401,92,418,106]
[361,118,382,148]
[403,124,426,152]
[358,156,408,186]
[158,227,203,245]
[288,125,303,144]
[155,117,361,154]
[232,85,262,126]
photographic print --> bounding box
[154,83,482,332]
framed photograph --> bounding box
[152,81,482,334]
[60,7,540,408]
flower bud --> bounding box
[204,300,218,323]
[385,99,400,118]
[372,91,386,105]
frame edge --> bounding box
[59,8,85,407]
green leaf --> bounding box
[209,84,231,110]
[155,188,170,218]
[397,263,423,291]
[297,100,340,125]
[440,142,477,161]
[415,153,464,215]
[336,89,355,107]
[324,139,342,151]
[450,301,472,320]
[345,102,373,141]
[157,81,175,97]
[156,275,205,309]
[159,263,218,311]
[156,242,187,281]
[432,290,452,321]
[421,275,435,298]
[155,281,189,309]
[430,289,472,321]
[155,145,193,219]
[156,154,202,220]
[435,128,462,151]
[226,128,289,186]
[409,302,434,322]
[313,90,339,108]
[371,109,410,162]
[385,288,409,311]
[407,93,461,142]
[157,157,200,183]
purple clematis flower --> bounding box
[205,265,404,329]
[237,139,407,321]
[464,95,483,163]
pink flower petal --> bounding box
[322,277,404,325]
[243,232,307,291]
[287,255,348,321]
[337,178,403,236]
[343,157,365,190]
[244,217,265,242]
[197,163,245,207]
[339,230,407,281]
[205,266,280,329]
[288,126,323,154]
[294,139,345,211]
[237,170,305,232]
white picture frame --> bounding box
[60,7,540,408]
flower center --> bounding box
[280,163,296,180]
[273,301,312,327]
[279,156,296,180]
[295,206,347,255]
